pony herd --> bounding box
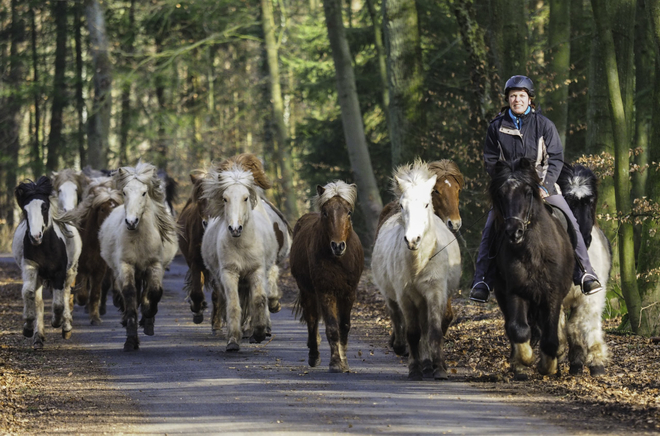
[11,154,611,381]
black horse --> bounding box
[489,158,574,379]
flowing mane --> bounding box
[114,161,176,243]
[428,159,464,188]
[391,159,435,197]
[314,181,357,210]
[52,169,88,195]
[62,177,122,225]
[202,165,259,218]
[216,153,272,190]
[15,177,72,232]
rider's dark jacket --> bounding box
[483,107,564,195]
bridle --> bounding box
[501,190,533,234]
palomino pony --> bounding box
[557,163,611,376]
[201,164,279,351]
[489,158,574,378]
[291,181,364,373]
[12,177,82,348]
[372,161,460,380]
[99,162,178,351]
[52,169,89,213]
[376,159,463,356]
[63,177,122,325]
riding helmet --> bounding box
[504,75,535,98]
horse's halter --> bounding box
[500,190,534,235]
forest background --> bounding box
[0,0,659,336]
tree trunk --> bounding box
[118,0,135,166]
[30,5,42,178]
[45,0,67,172]
[547,0,570,146]
[499,0,529,79]
[612,0,636,142]
[383,0,425,166]
[591,0,642,333]
[85,0,111,170]
[154,35,168,169]
[74,0,86,167]
[261,0,299,220]
[365,0,390,118]
[323,0,383,249]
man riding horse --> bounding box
[469,75,603,302]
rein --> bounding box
[427,208,490,262]
[502,193,533,234]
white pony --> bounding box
[52,169,89,213]
[99,162,178,351]
[201,164,279,351]
[372,161,461,381]
[12,176,82,348]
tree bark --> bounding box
[261,0,299,220]
[74,0,85,167]
[30,5,42,178]
[383,0,425,166]
[499,0,529,79]
[547,0,570,146]
[118,0,135,166]
[591,0,642,333]
[323,0,383,249]
[45,0,67,172]
[365,0,390,118]
[85,0,111,170]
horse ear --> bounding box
[14,186,24,208]
[394,176,404,191]
[316,185,325,197]
[249,190,259,209]
[426,175,438,193]
[519,158,532,170]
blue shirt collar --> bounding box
[508,106,531,130]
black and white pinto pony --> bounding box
[489,158,575,379]
[372,161,461,381]
[12,177,82,349]
[201,164,279,352]
[556,163,611,376]
[99,162,178,351]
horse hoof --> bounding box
[513,372,529,381]
[75,294,88,306]
[123,336,140,351]
[226,341,240,352]
[23,327,34,338]
[422,360,434,378]
[265,326,272,337]
[434,368,449,380]
[33,340,44,350]
[192,313,204,324]
[589,365,606,377]
[309,355,321,367]
[569,363,584,375]
[90,317,103,326]
[393,344,407,356]
[408,370,423,381]
[329,364,344,373]
[268,300,282,313]
[121,319,127,327]
[62,329,72,340]
[143,318,155,336]
[100,304,107,316]
[250,327,267,344]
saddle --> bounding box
[544,202,578,251]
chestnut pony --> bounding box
[291,181,364,373]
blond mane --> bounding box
[314,180,357,210]
[62,177,122,225]
[428,159,464,188]
[391,159,435,197]
[202,164,259,218]
[216,153,272,190]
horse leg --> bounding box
[337,293,355,372]
[141,263,165,336]
[400,297,423,381]
[209,275,225,335]
[427,294,448,380]
[505,295,533,379]
[565,306,586,375]
[574,294,608,376]
[88,268,105,326]
[538,300,563,376]
[417,300,434,378]
[221,270,242,351]
[59,266,77,339]
[188,266,207,324]
[51,270,69,330]
[99,271,111,316]
[247,268,269,344]
[386,298,407,356]
[267,265,282,314]
[119,263,139,351]
[320,294,344,373]
[300,290,321,368]
[74,274,89,306]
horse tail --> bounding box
[292,293,304,323]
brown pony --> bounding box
[375,159,464,355]
[177,171,210,324]
[64,177,122,325]
[291,181,364,373]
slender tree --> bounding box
[547,0,570,145]
[74,0,85,167]
[323,0,383,249]
[118,0,135,166]
[383,0,425,166]
[45,0,67,172]
[261,0,299,220]
[29,3,42,178]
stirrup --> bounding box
[581,273,603,295]
[469,281,491,303]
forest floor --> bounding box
[1,259,659,434]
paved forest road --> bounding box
[63,256,564,435]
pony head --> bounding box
[314,181,357,257]
[203,164,259,238]
[428,159,464,232]
[52,169,88,213]
[557,163,598,248]
[15,176,55,246]
[115,161,164,231]
[490,158,541,245]
[190,170,210,229]
[392,160,437,251]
